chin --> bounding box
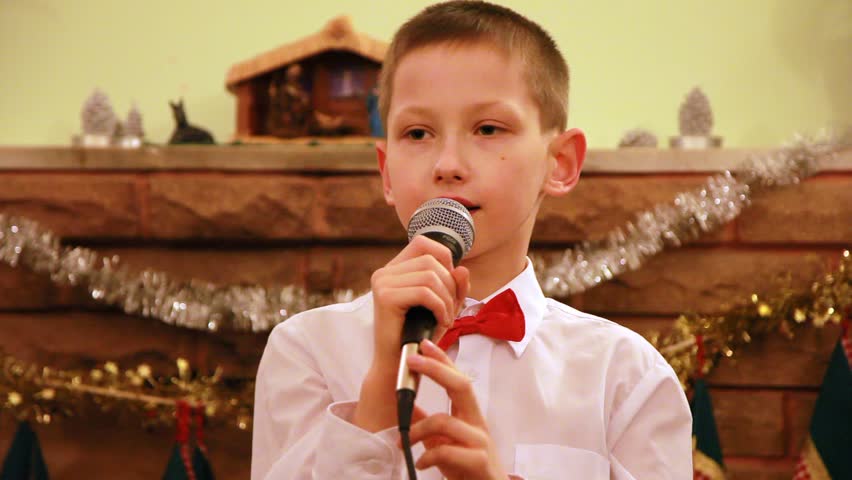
[460,242,493,264]
[459,245,482,263]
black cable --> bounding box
[397,388,418,480]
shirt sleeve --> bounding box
[251,320,404,480]
[606,358,693,479]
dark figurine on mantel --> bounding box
[266,63,353,138]
[168,99,215,145]
[266,64,312,138]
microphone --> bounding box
[396,198,475,480]
[396,197,475,393]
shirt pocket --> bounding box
[513,443,610,479]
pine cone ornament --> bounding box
[678,87,713,136]
[125,104,144,138]
[81,88,118,136]
[619,128,658,148]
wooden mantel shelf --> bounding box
[0,144,849,173]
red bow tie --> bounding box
[437,289,526,351]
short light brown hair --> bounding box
[379,0,570,134]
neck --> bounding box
[460,197,541,300]
[461,234,530,301]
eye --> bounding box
[476,124,502,136]
[404,128,430,140]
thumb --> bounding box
[452,266,470,315]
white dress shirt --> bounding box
[252,260,693,479]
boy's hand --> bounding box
[353,236,470,432]
[405,339,508,480]
[371,235,470,370]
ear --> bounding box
[543,128,586,197]
[375,140,394,206]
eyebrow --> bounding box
[393,101,522,120]
[464,101,522,118]
[393,105,436,120]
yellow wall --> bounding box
[1,0,849,148]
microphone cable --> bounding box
[398,388,418,480]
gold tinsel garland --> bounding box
[1,355,254,431]
[2,251,848,431]
[655,250,851,388]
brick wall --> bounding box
[0,147,848,479]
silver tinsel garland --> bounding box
[0,132,846,333]
[534,132,842,297]
[0,218,355,332]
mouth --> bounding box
[441,196,480,212]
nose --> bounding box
[432,138,468,184]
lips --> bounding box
[441,196,480,212]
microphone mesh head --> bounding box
[407,198,475,255]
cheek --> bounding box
[500,156,547,192]
[388,169,427,212]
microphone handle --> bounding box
[396,306,436,393]
[402,305,437,345]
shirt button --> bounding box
[362,458,383,474]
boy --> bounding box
[252,1,692,479]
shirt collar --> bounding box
[459,257,546,358]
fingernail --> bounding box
[422,339,438,351]
[407,354,425,366]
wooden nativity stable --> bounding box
[226,16,388,143]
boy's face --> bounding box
[377,42,584,264]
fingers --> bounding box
[400,340,505,478]
[389,235,454,271]
[411,404,429,425]
[392,270,454,325]
[452,266,470,316]
[408,412,488,449]
[374,285,452,328]
[406,340,486,426]
[415,444,490,472]
[373,262,457,327]
[401,406,453,450]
